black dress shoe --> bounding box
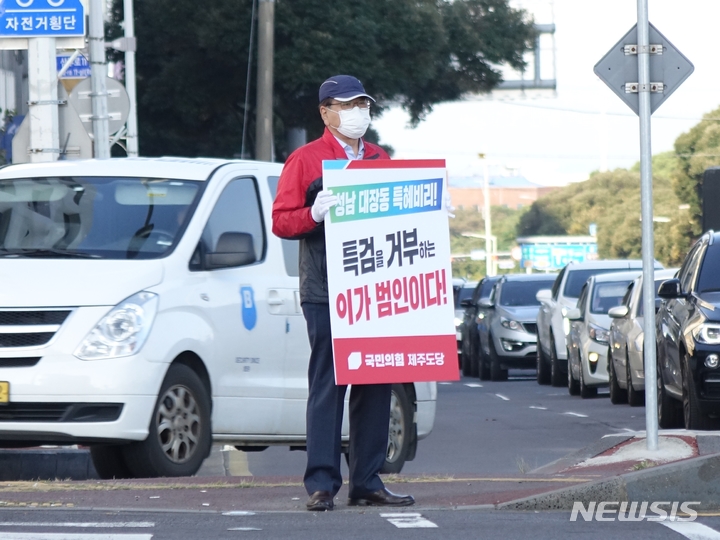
[348,488,415,507]
[306,490,334,511]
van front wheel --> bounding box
[381,384,413,474]
[123,363,212,478]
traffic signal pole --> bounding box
[89,0,110,159]
[27,37,59,163]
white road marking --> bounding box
[223,511,256,516]
[381,513,438,529]
[438,382,453,385]
[227,528,262,531]
[464,383,483,388]
[495,394,510,401]
[0,535,152,540]
[563,412,588,418]
[660,521,720,539]
[529,406,547,410]
[0,523,153,528]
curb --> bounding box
[0,448,98,482]
[499,452,720,512]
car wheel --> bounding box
[608,348,627,405]
[478,348,491,381]
[90,445,133,480]
[550,334,567,387]
[537,344,551,385]
[681,355,720,430]
[579,358,597,399]
[626,350,645,407]
[657,354,682,429]
[567,348,580,396]
[123,363,212,478]
[461,345,473,377]
[489,335,508,382]
[381,384,413,474]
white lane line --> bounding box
[495,394,510,401]
[464,383,483,388]
[223,511,256,516]
[0,535,153,540]
[228,528,262,531]
[381,513,438,529]
[563,412,588,418]
[439,382,453,385]
[660,521,720,539]
[529,406,547,410]
[0,523,153,528]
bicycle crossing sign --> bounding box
[0,0,86,38]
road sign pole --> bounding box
[637,0,659,452]
[27,37,59,163]
[255,0,274,161]
[124,0,139,157]
[89,0,110,159]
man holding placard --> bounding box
[272,75,415,511]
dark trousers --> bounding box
[302,302,391,498]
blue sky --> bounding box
[373,0,720,187]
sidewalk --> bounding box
[0,432,717,512]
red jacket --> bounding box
[272,128,389,303]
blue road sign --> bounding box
[0,0,85,38]
[56,53,89,78]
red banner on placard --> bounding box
[332,334,458,385]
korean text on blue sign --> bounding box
[0,0,86,38]
[56,53,89,78]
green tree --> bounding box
[671,105,720,261]
[111,0,534,159]
[516,154,683,267]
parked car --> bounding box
[536,259,656,387]
[479,273,557,381]
[0,157,437,478]
[458,275,500,378]
[566,271,641,398]
[656,231,720,430]
[607,268,678,406]
[454,279,477,368]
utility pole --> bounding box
[255,0,274,162]
[89,0,110,158]
[27,37,59,163]
[124,0,139,156]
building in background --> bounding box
[449,175,557,211]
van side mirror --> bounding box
[608,305,629,319]
[536,289,552,303]
[565,308,582,321]
[657,278,683,299]
[478,298,494,309]
[460,298,474,308]
[206,232,256,269]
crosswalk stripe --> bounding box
[660,521,720,539]
[381,513,438,528]
[0,534,152,540]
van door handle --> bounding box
[267,298,284,306]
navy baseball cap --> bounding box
[319,75,375,103]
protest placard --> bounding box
[323,159,459,385]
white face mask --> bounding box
[327,107,371,139]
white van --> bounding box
[0,157,436,478]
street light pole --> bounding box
[255,0,274,161]
[479,153,494,276]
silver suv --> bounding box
[535,260,652,387]
[480,273,556,381]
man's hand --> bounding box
[311,189,339,223]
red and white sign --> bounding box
[323,159,459,385]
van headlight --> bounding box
[693,323,720,344]
[75,292,158,360]
[589,324,610,344]
[501,318,523,331]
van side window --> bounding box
[199,178,265,268]
[267,176,299,277]
[679,242,705,293]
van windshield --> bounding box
[0,176,202,259]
